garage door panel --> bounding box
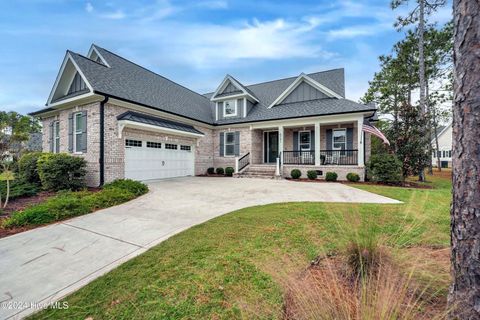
[125,142,194,181]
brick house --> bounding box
[30,44,377,186]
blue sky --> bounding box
[0,0,452,114]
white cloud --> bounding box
[122,18,331,69]
[100,10,126,20]
[85,2,93,13]
[327,23,391,39]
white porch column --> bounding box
[357,118,364,166]
[278,125,284,165]
[315,122,321,166]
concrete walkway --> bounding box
[0,177,400,319]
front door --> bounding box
[264,131,279,163]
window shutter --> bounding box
[49,122,54,152]
[219,132,224,156]
[234,131,240,156]
[347,128,353,150]
[293,131,298,151]
[326,129,332,149]
[68,113,74,152]
[81,111,88,152]
[218,102,224,119]
[310,130,315,150]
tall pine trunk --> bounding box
[448,0,480,318]
[417,0,427,182]
[432,108,442,171]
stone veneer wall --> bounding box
[41,102,101,186]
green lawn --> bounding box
[31,173,452,319]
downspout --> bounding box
[99,96,109,187]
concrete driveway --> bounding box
[0,177,399,319]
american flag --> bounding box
[363,123,390,145]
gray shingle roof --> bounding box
[117,111,204,135]
[69,47,213,124]
[33,45,374,125]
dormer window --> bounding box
[224,100,237,117]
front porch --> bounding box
[238,116,369,180]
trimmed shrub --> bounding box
[37,153,87,191]
[103,179,149,196]
[367,154,402,184]
[216,167,224,175]
[0,179,38,200]
[225,167,234,177]
[18,152,44,184]
[325,172,338,182]
[207,167,215,174]
[346,172,360,182]
[86,188,136,210]
[290,169,301,179]
[3,185,146,228]
[307,170,318,180]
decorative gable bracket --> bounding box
[267,73,343,108]
[211,74,259,103]
[46,52,94,107]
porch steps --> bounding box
[237,165,277,179]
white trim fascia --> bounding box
[46,52,94,106]
[87,45,111,67]
[267,73,342,108]
[48,91,96,108]
[211,93,249,102]
[223,99,238,117]
[243,97,247,118]
[210,75,259,103]
[118,120,205,139]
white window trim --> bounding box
[73,112,83,154]
[298,130,311,151]
[223,100,237,117]
[53,121,60,153]
[224,132,236,157]
[332,128,347,151]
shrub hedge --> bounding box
[367,154,402,184]
[18,152,44,185]
[225,167,234,177]
[103,179,149,196]
[0,179,39,200]
[3,179,148,228]
[325,172,338,182]
[216,167,224,175]
[207,167,215,174]
[346,172,360,182]
[37,153,87,191]
[307,170,318,180]
[290,169,301,179]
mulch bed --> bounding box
[285,178,433,189]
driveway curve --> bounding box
[0,177,399,319]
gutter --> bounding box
[99,96,109,186]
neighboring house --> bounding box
[431,122,452,168]
[30,44,377,186]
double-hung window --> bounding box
[224,132,235,156]
[332,129,347,150]
[53,121,60,153]
[74,112,83,153]
[224,100,237,117]
[299,131,311,151]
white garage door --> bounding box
[124,139,194,181]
